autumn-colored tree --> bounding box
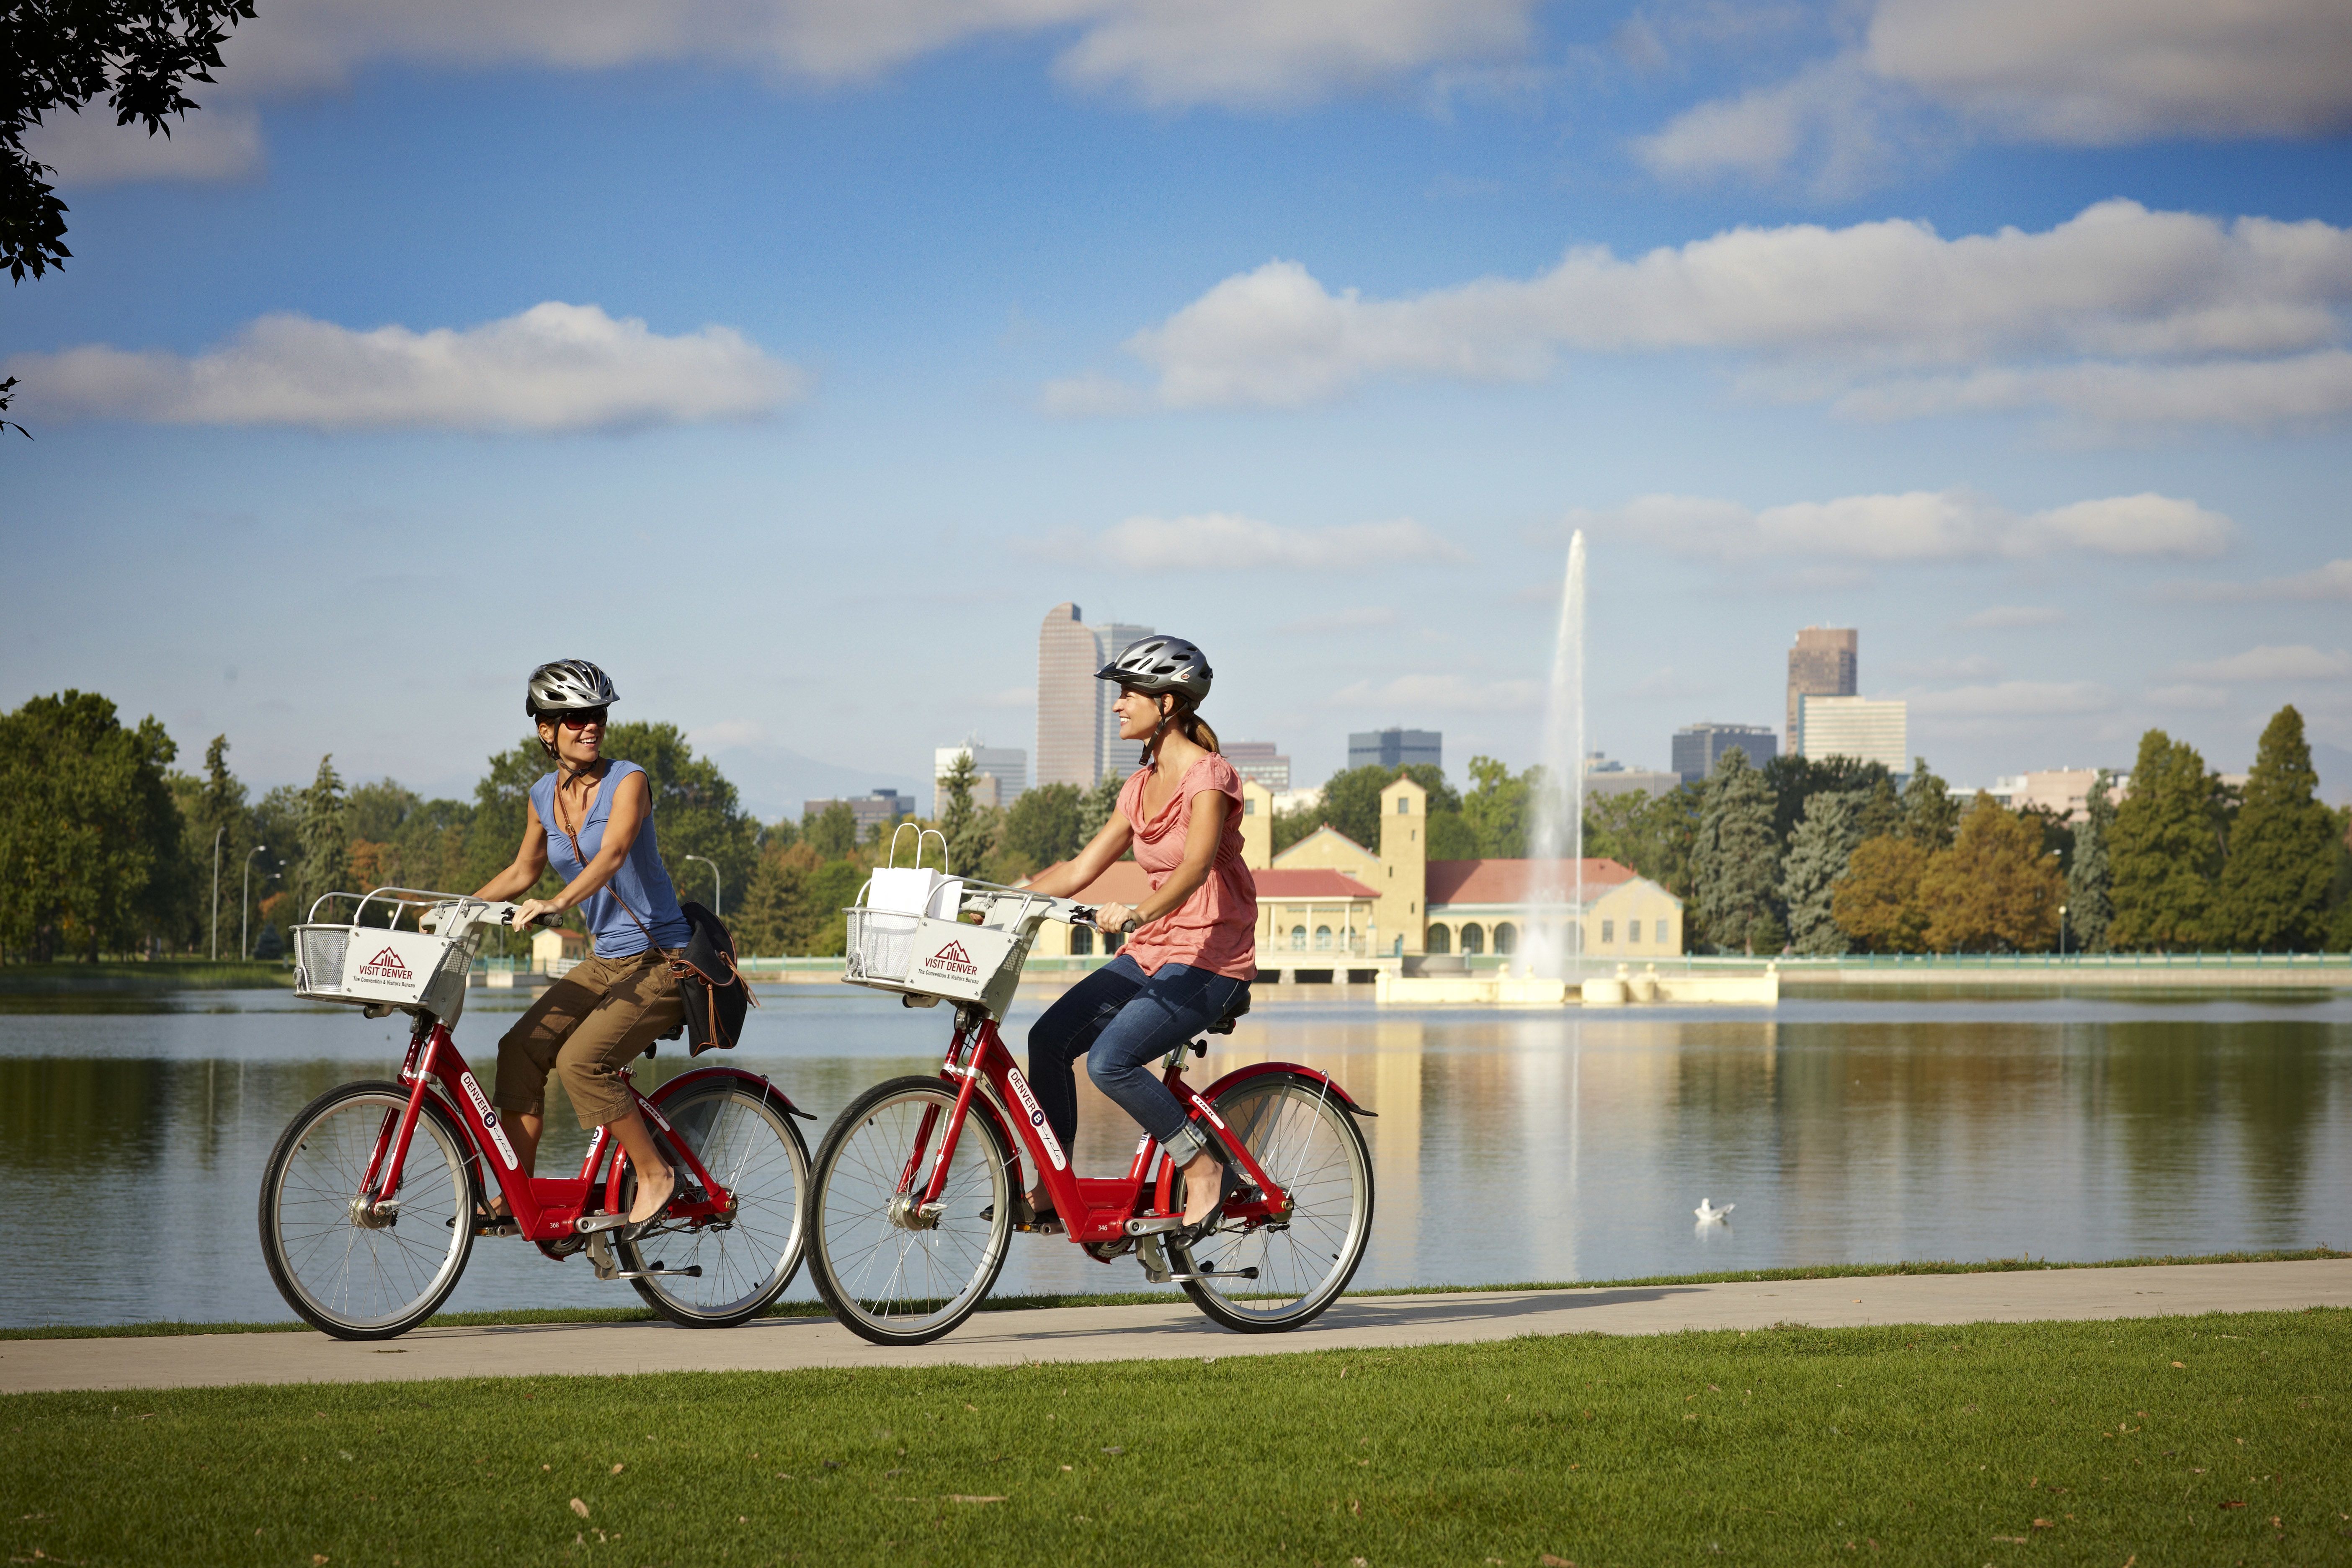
[1918,794,2063,952]
[1832,836,1931,953]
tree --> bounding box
[600,721,757,913]
[2213,705,2338,951]
[2066,771,2116,953]
[2108,729,2223,951]
[1918,794,2063,952]
[0,690,183,959]
[1780,791,1859,954]
[1002,782,1084,873]
[1460,756,1534,858]
[1854,774,1903,842]
[4,0,258,431]
[1075,772,1125,843]
[1763,754,1890,846]
[936,752,995,876]
[1832,836,1931,953]
[1900,759,1959,850]
[804,800,859,858]
[1690,748,1779,954]
[1585,784,1702,899]
[289,756,349,924]
[171,732,250,954]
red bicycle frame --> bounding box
[900,1011,1371,1247]
[353,1017,756,1244]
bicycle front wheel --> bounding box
[618,1077,810,1327]
[259,1081,475,1341]
[806,1076,1013,1346]
[1168,1070,1373,1332]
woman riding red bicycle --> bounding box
[1022,634,1255,1232]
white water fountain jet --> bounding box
[1523,531,1585,982]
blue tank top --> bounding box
[532,761,692,959]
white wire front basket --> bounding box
[291,888,501,1023]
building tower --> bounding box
[1089,619,1154,781]
[1037,603,1101,789]
[1376,774,1428,957]
[1786,627,1858,756]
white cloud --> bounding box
[2188,558,2352,602]
[1573,488,2230,562]
[1642,0,2352,193]
[1084,202,2352,426]
[1091,513,1465,571]
[27,104,263,185]
[2174,645,2352,682]
[1277,605,1401,634]
[2146,683,2231,709]
[4,302,807,432]
[1330,672,1541,712]
[1958,605,2063,628]
[1909,680,2115,717]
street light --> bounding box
[682,854,721,918]
[2059,903,2068,960]
[242,846,269,960]
[210,825,225,960]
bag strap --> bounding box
[550,764,656,946]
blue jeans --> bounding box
[1026,954,1247,1162]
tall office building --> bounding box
[1225,741,1292,792]
[1672,723,1778,783]
[1089,619,1155,780]
[1786,626,1858,755]
[1798,696,1908,771]
[1348,728,1442,772]
[934,743,1027,812]
[1036,603,1100,788]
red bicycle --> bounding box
[805,882,1375,1345]
[258,889,812,1341]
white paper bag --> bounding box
[927,877,966,921]
[867,866,944,917]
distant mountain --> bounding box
[693,739,925,825]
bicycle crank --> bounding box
[584,1231,705,1284]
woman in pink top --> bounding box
[1022,635,1257,1231]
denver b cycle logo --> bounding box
[357,946,414,982]
[921,940,978,978]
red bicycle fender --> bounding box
[1196,1060,1377,1117]
[649,1064,815,1121]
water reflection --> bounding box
[0,989,2344,1328]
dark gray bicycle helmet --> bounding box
[525,658,618,720]
[1095,635,1212,701]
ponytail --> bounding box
[1142,694,1218,765]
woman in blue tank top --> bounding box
[471,660,694,1238]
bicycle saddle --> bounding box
[1207,986,1251,1035]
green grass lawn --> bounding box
[0,959,291,993]
[5,1310,2347,1567]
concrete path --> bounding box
[5,1260,2346,1396]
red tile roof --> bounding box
[1253,868,1376,900]
[1026,861,1155,906]
[1424,858,1636,907]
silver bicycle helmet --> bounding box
[525,658,619,719]
[1095,635,1212,701]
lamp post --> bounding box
[2059,903,2068,960]
[242,845,268,960]
[209,826,225,960]
[683,854,721,918]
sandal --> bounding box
[619,1167,676,1242]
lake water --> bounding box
[2,986,2346,1328]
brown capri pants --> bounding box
[495,950,683,1129]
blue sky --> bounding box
[6,0,2350,815]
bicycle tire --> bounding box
[1168,1070,1374,1333]
[806,1075,1014,1346]
[617,1078,810,1328]
[259,1080,477,1341]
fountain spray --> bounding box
[1525,531,1585,980]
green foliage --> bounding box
[1853,774,1903,842]
[803,800,859,858]
[1690,748,1779,954]
[0,691,184,959]
[2212,705,2338,951]
[2108,728,2224,950]
[2066,772,2116,952]
[1425,807,1479,859]
[1002,782,1085,872]
[935,753,996,877]
[1762,754,1890,846]
[1899,758,1958,849]
[1919,793,2063,953]
[734,843,871,956]
[288,756,348,925]
[463,738,553,896]
[170,733,254,955]
[1779,791,1859,955]
[1317,765,1398,852]
[1583,784,1701,899]
[599,721,759,913]
[1075,772,1126,843]
[1460,755,1534,859]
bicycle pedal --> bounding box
[574,1211,631,1235]
[609,1263,704,1282]
[1122,1214,1184,1237]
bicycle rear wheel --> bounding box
[806,1076,1013,1346]
[259,1081,475,1341]
[618,1077,810,1327]
[1168,1071,1373,1332]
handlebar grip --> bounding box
[1118,917,1140,935]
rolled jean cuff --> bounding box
[1161,1119,1210,1166]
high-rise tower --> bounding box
[1037,603,1101,789]
[1088,619,1154,781]
[1786,627,1857,756]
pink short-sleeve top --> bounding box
[1116,753,1259,981]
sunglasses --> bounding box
[554,707,608,730]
